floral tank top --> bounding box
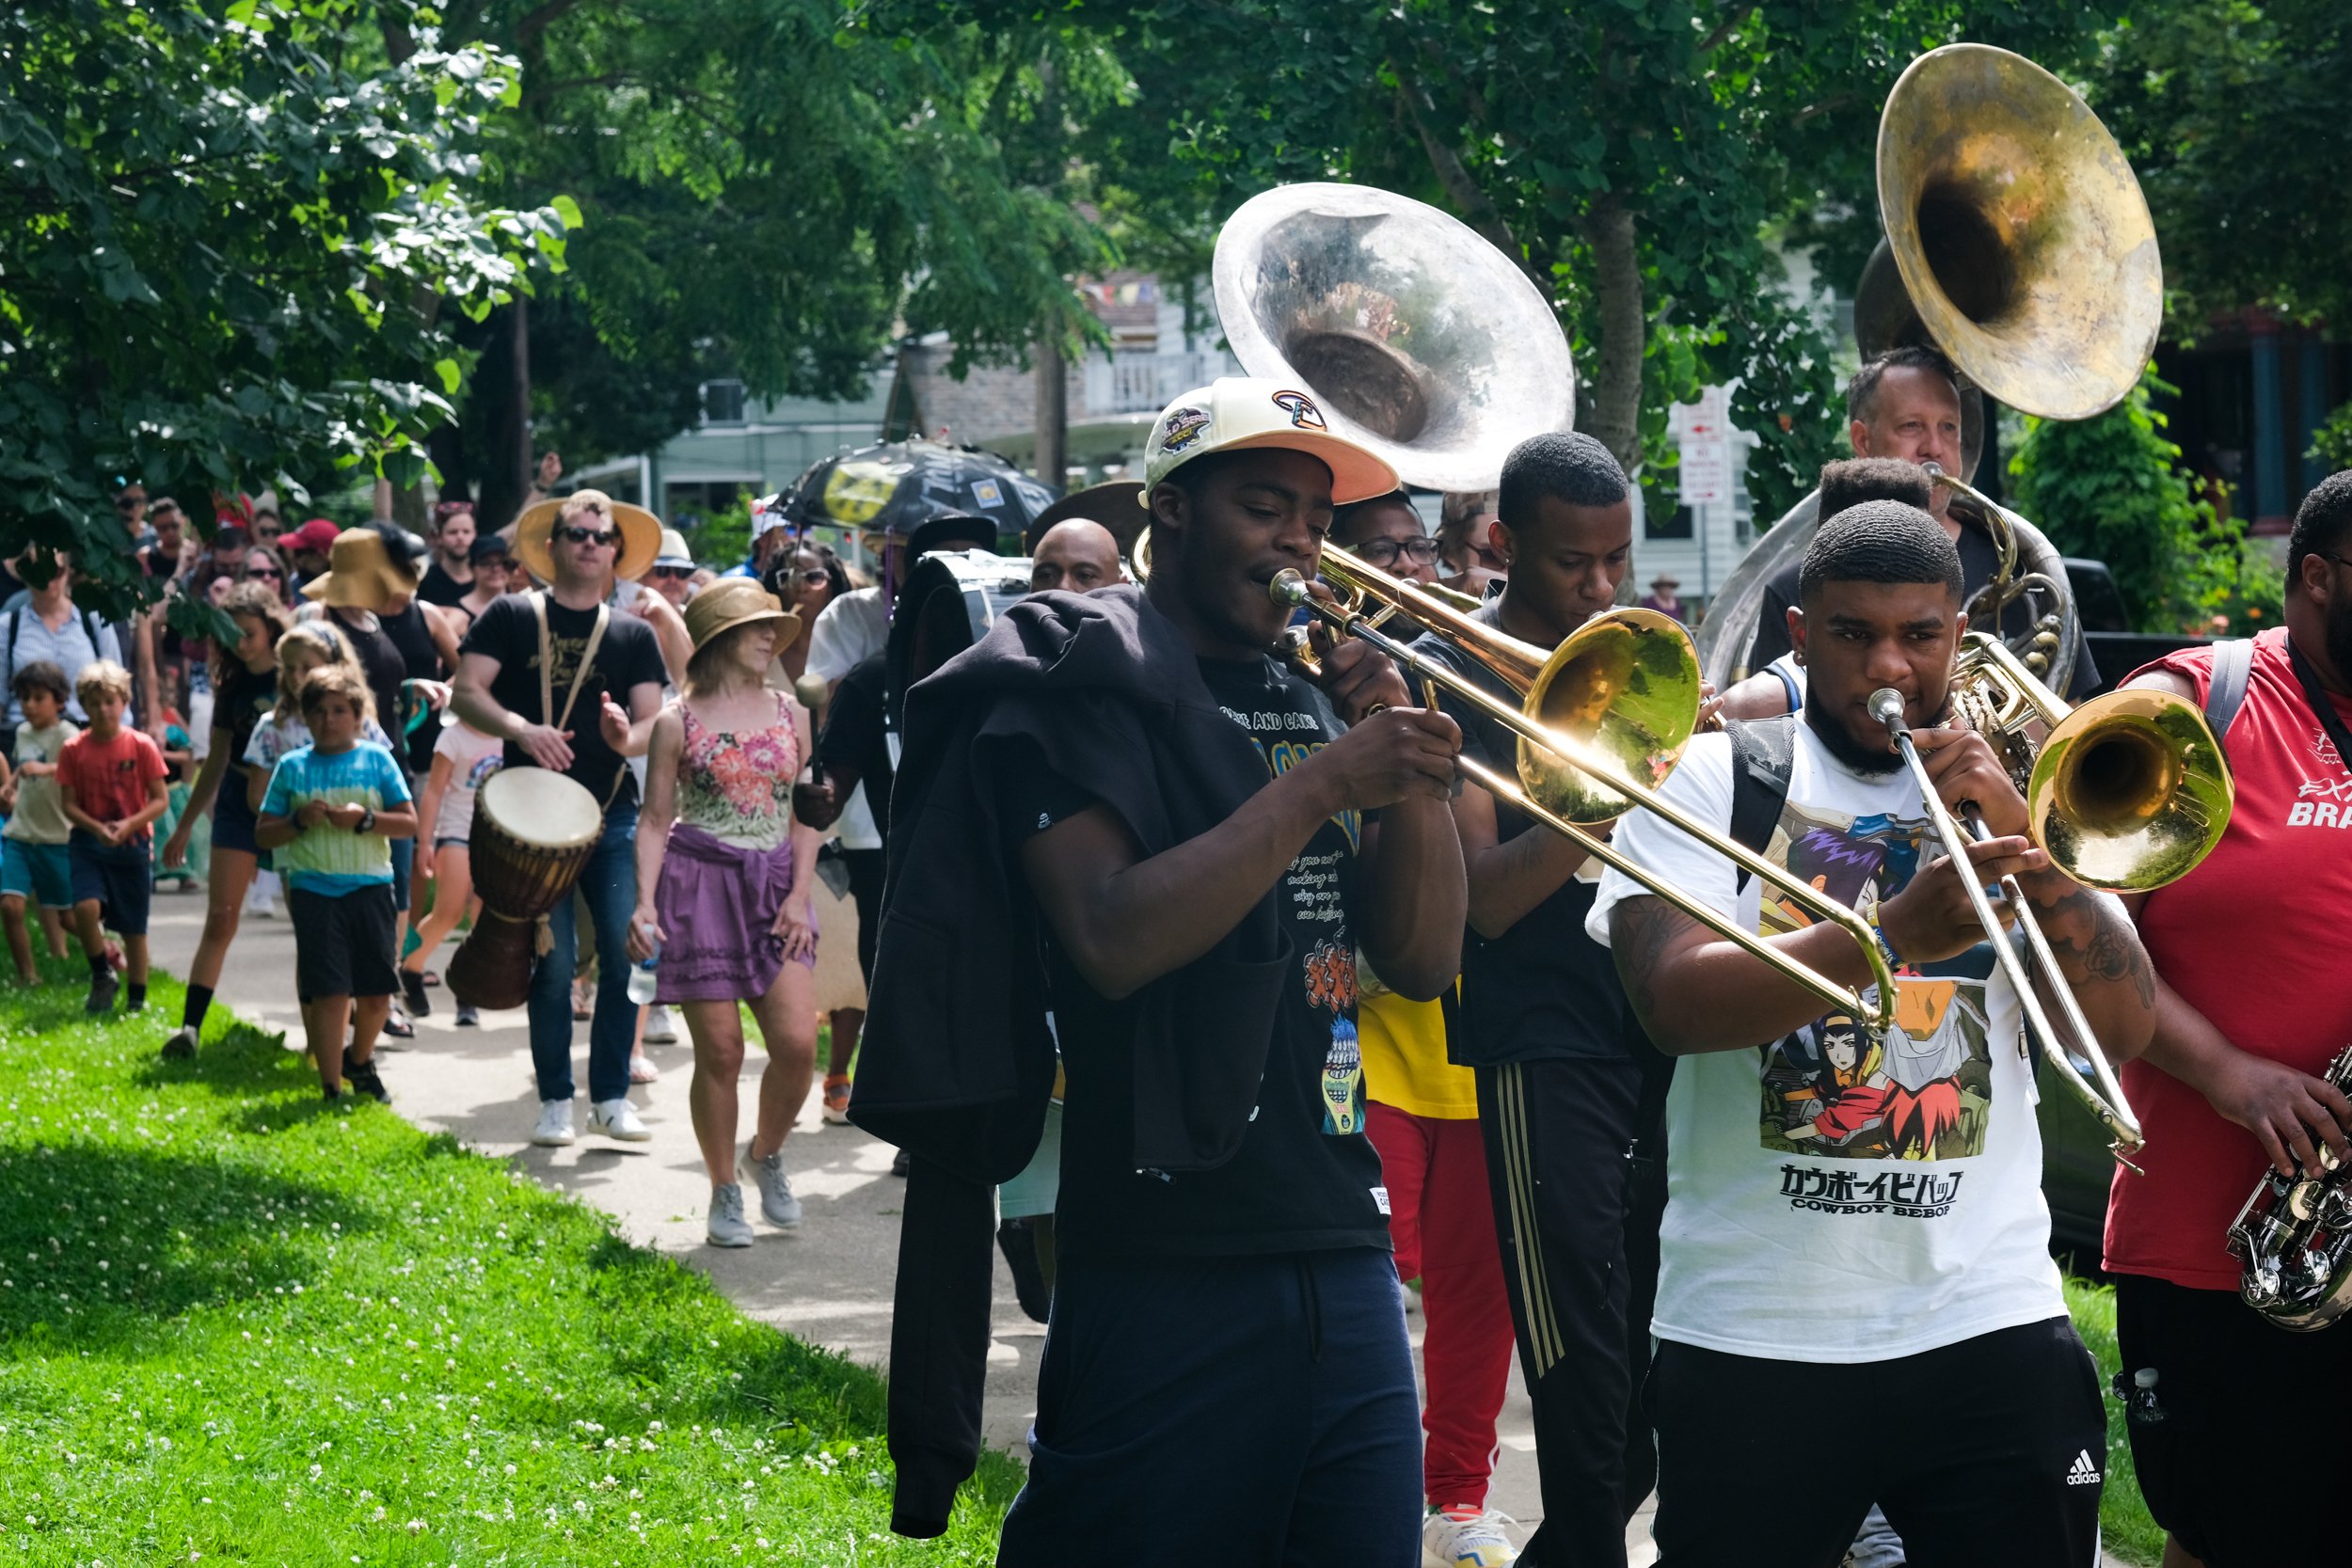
[675,692,800,852]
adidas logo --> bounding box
[2066,1449,2102,1486]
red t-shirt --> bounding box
[2103,627,2352,1290]
[57,727,166,840]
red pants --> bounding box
[1369,1100,1516,1509]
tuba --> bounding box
[2227,1047,2352,1330]
[1695,42,2163,694]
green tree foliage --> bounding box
[0,0,572,618]
[2010,367,2282,635]
[421,0,1127,523]
[2308,404,2352,475]
[950,0,2102,517]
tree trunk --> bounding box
[1585,193,1644,468]
[511,293,533,505]
[1034,326,1067,490]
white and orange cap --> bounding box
[1142,378,1398,506]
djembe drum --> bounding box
[444,768,603,1011]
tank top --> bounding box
[379,600,442,772]
[328,607,408,756]
[675,692,801,852]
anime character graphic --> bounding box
[1756,803,1995,1161]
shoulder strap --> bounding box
[530,590,611,735]
[1725,715,1798,895]
[6,610,16,662]
[2202,637,2254,749]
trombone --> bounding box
[1282,546,1898,1034]
[1871,659,2233,1164]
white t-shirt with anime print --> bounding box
[1586,721,2072,1363]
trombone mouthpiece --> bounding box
[1268,569,1311,608]
[1868,688,1908,731]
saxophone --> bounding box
[2225,1046,2352,1330]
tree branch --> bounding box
[1392,69,1532,286]
[1696,5,1758,57]
[515,0,597,46]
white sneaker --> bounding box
[531,1100,576,1147]
[588,1098,651,1142]
[707,1183,754,1248]
[642,1005,678,1045]
[1422,1506,1518,1568]
[739,1141,803,1228]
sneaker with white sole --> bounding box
[588,1098,651,1142]
[642,1005,678,1045]
[707,1183,754,1248]
[1422,1506,1518,1568]
[531,1100,577,1147]
[161,1024,199,1061]
[739,1142,803,1228]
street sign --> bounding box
[1674,386,1733,506]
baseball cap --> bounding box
[283,518,341,554]
[1142,377,1397,507]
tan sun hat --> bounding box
[298,529,413,612]
[682,576,800,654]
[513,489,663,584]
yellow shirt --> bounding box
[1358,982,1478,1121]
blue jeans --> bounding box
[527,806,637,1105]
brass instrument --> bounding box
[1871,645,2232,1162]
[1697,42,2162,694]
[1287,546,1898,1033]
[2227,1046,2352,1330]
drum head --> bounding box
[478,767,603,849]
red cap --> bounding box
[283,519,341,554]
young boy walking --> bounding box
[56,660,168,1014]
[1,662,81,983]
[255,667,416,1102]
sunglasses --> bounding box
[555,525,620,548]
[246,566,283,579]
[650,564,694,580]
[791,568,832,585]
[115,497,143,512]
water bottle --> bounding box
[627,922,660,1006]
[2120,1366,2166,1429]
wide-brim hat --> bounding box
[682,577,800,654]
[513,490,662,584]
[1650,572,1680,590]
[1025,480,1147,554]
[1143,378,1397,506]
[652,526,695,570]
[298,529,413,612]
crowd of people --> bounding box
[17,348,2349,1568]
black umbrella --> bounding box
[780,439,1059,546]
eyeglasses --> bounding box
[650,564,694,580]
[1350,536,1440,568]
[793,568,832,585]
[555,525,620,548]
[246,567,282,580]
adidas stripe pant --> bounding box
[1647,1316,2106,1567]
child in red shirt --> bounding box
[57,660,168,1015]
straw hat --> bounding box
[652,527,695,571]
[683,577,800,654]
[512,489,662,584]
[298,529,415,612]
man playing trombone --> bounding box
[1590,499,2156,1568]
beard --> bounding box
[1804,698,1907,777]
[2328,591,2352,685]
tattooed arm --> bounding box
[1609,894,1899,1057]
[2010,868,2156,1064]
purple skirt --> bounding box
[652,822,816,1004]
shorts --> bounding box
[1,837,73,909]
[213,781,262,858]
[389,835,413,913]
[289,882,400,1003]
[69,831,152,936]
[2115,1273,2352,1567]
[433,836,469,852]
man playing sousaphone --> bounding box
[1589,501,2158,1568]
[453,490,669,1148]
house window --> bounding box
[700,379,747,426]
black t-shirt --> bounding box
[1412,603,1635,1065]
[460,593,667,811]
[816,654,896,833]
[418,560,469,609]
[1747,517,2101,699]
[999,654,1391,1259]
[214,664,278,771]
[325,607,410,753]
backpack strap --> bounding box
[2202,637,2254,750]
[1726,714,1799,894]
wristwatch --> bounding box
[356,808,376,834]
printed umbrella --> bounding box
[779,440,1059,545]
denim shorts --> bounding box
[69,831,152,936]
[0,836,72,909]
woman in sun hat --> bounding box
[627,578,821,1248]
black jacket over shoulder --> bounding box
[852,582,1296,1537]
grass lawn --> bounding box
[2065,1276,2164,1566]
[0,956,1019,1565]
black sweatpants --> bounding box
[843,846,885,984]
[2116,1273,2352,1568]
[1473,1056,1665,1568]
[1648,1317,2107,1568]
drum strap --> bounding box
[531,590,612,738]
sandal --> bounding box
[629,1054,660,1085]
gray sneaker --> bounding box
[707,1183,754,1248]
[739,1142,803,1228]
